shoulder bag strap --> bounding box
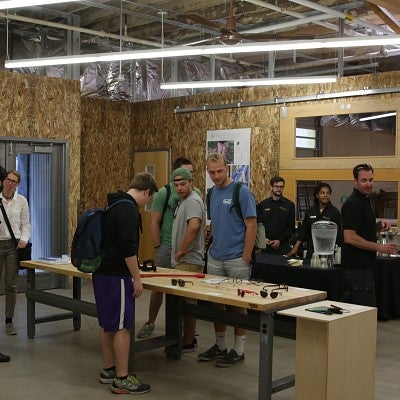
[0,198,18,246]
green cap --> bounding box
[171,167,192,182]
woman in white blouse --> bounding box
[0,170,31,336]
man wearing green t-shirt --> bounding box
[137,158,201,338]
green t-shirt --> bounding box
[152,183,201,247]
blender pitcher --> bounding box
[311,220,338,268]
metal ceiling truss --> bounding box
[0,0,399,101]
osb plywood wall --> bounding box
[80,98,132,211]
[0,71,80,244]
[3,69,399,250]
[128,71,400,203]
[130,94,280,202]
[81,71,400,211]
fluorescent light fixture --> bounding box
[160,76,337,89]
[5,35,400,68]
[359,112,396,122]
[0,0,79,9]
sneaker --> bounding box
[0,352,10,363]
[137,322,154,339]
[99,366,116,384]
[182,338,198,353]
[111,374,150,394]
[216,349,245,367]
[197,344,227,361]
[6,323,17,336]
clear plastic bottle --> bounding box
[310,252,319,268]
[334,246,341,265]
[378,232,387,257]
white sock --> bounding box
[233,335,246,355]
[215,332,226,350]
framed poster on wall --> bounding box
[206,128,251,193]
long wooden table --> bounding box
[21,260,326,400]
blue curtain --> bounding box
[17,153,52,258]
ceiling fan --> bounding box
[182,0,313,45]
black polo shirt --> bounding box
[258,196,295,242]
[341,188,376,269]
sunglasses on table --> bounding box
[171,278,193,287]
[260,284,289,299]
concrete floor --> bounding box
[0,282,399,400]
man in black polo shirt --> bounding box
[341,163,397,306]
[258,176,295,255]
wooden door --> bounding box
[134,149,170,262]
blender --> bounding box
[311,220,338,268]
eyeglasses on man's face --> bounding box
[4,178,19,185]
[171,278,193,287]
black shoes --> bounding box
[0,352,10,363]
[182,338,198,353]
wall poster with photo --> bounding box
[206,128,251,194]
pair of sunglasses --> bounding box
[171,278,193,287]
[260,284,288,299]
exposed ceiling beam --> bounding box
[288,0,395,35]
[366,3,400,34]
[0,10,261,69]
[243,13,335,34]
[369,0,400,14]
[243,0,351,35]
[0,11,161,47]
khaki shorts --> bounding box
[173,262,204,274]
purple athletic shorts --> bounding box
[92,275,134,332]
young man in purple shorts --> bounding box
[92,172,158,395]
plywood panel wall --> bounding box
[80,98,132,211]
[129,91,281,203]
[3,69,399,252]
[80,71,400,215]
[0,71,80,246]
[126,71,400,204]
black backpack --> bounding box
[71,199,134,273]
